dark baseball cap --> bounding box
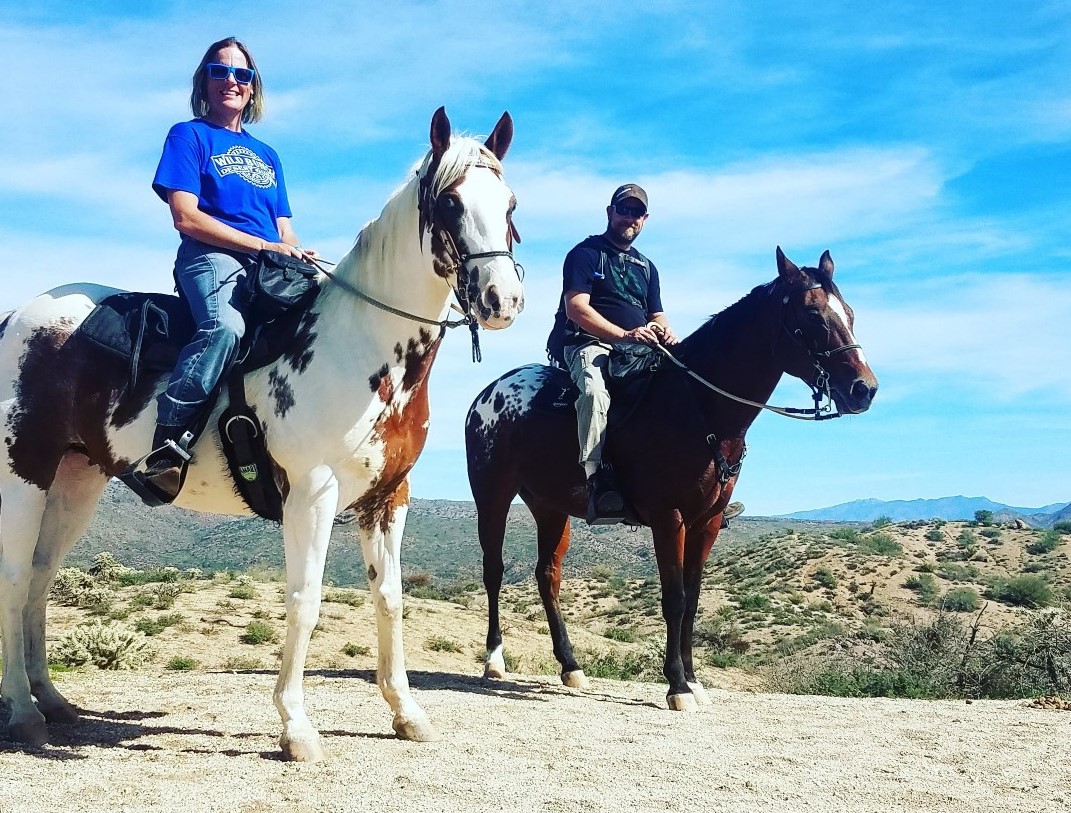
[610,183,648,208]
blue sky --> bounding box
[2,2,1069,515]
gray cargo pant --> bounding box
[565,341,612,467]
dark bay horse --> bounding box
[465,248,877,709]
[0,108,524,760]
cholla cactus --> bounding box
[50,620,152,670]
[50,568,98,606]
[87,551,132,583]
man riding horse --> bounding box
[555,183,743,524]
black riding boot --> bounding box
[141,424,193,498]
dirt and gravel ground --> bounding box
[1,665,1068,813]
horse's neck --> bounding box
[317,181,451,351]
[678,286,785,433]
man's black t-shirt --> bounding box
[561,235,663,343]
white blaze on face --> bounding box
[827,294,867,366]
[454,167,524,327]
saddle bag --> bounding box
[607,342,662,381]
[242,250,321,323]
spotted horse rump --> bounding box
[0,108,524,761]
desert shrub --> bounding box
[974,510,995,526]
[925,529,946,542]
[829,528,861,545]
[957,529,977,546]
[342,642,370,657]
[980,528,1001,540]
[88,551,133,583]
[579,637,664,682]
[1027,532,1063,555]
[228,577,258,600]
[50,568,98,606]
[774,606,1071,700]
[1052,521,1071,534]
[324,589,365,607]
[774,621,846,656]
[134,612,185,636]
[222,655,263,671]
[941,587,981,612]
[737,592,771,611]
[147,582,181,610]
[693,616,749,655]
[903,573,939,606]
[859,533,902,556]
[870,516,893,530]
[604,627,637,643]
[425,636,462,653]
[166,656,198,671]
[50,621,151,670]
[986,575,1055,608]
[240,620,278,645]
[813,566,837,590]
[117,566,182,586]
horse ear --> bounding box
[430,106,452,157]
[818,250,834,278]
[485,111,514,160]
[776,246,802,282]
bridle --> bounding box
[657,280,860,421]
[314,156,523,362]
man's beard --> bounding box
[607,221,639,246]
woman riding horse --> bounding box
[143,37,319,495]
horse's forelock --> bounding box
[425,138,502,198]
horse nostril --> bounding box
[852,379,876,403]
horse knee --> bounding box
[371,581,404,617]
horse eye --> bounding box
[437,195,462,215]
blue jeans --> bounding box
[156,239,249,430]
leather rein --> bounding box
[656,282,861,421]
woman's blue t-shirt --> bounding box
[152,119,292,244]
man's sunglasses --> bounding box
[206,63,256,85]
[613,204,647,218]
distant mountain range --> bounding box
[781,496,1071,526]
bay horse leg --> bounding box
[681,517,721,705]
[26,454,109,723]
[356,491,438,742]
[531,505,587,689]
[650,516,696,711]
[273,464,338,762]
[0,479,51,745]
[476,496,510,679]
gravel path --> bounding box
[1,669,1068,813]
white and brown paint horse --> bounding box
[0,107,524,760]
[466,249,876,710]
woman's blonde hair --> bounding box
[189,37,264,124]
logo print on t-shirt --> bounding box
[211,145,276,188]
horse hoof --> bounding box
[279,732,326,762]
[667,692,699,712]
[686,681,711,705]
[561,670,590,690]
[40,701,80,725]
[484,648,507,680]
[393,715,440,742]
[8,719,49,747]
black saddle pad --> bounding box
[79,292,193,372]
[529,353,661,429]
[78,290,310,387]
